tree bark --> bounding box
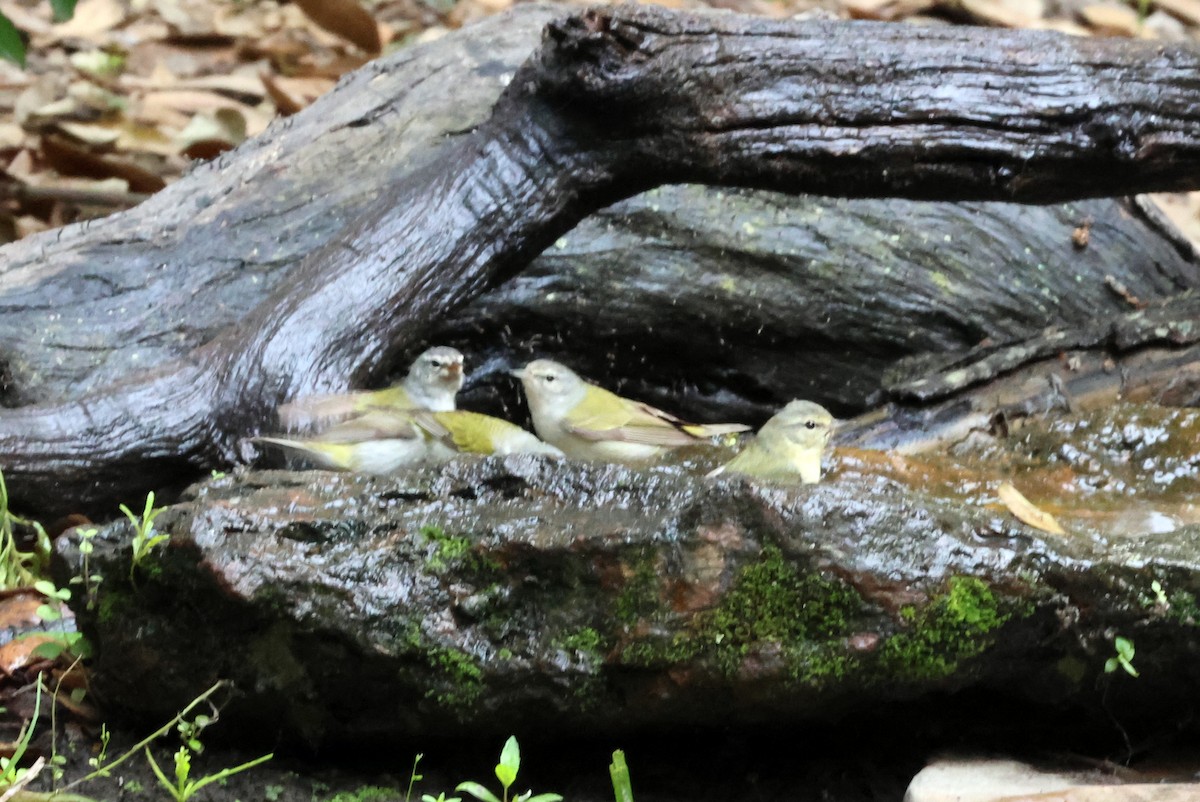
[3,5,1200,515]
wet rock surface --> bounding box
[56,454,1200,749]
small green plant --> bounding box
[1151,580,1169,608]
[1105,635,1139,678]
[69,526,104,610]
[29,580,92,661]
[456,737,561,802]
[0,679,46,794]
[608,750,633,802]
[120,491,168,580]
[89,724,111,773]
[0,467,50,591]
[422,795,462,802]
[144,739,273,802]
[407,754,426,802]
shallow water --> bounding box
[827,402,1200,538]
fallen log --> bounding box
[4,5,1200,515]
[54,455,1200,746]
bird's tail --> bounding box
[248,436,345,469]
[681,422,752,438]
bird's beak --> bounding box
[509,367,527,380]
[447,361,463,378]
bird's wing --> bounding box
[412,410,496,455]
[316,410,420,442]
[277,386,412,429]
[567,397,695,445]
[569,393,744,446]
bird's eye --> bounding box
[544,375,556,383]
[805,421,816,429]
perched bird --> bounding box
[250,410,426,474]
[512,359,751,462]
[410,410,565,460]
[276,346,464,430]
[708,400,835,484]
[250,408,563,474]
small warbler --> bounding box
[277,346,464,429]
[708,400,835,484]
[512,359,751,462]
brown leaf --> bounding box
[52,0,127,41]
[40,134,165,193]
[0,594,45,633]
[1079,3,1142,35]
[997,482,1067,535]
[1153,0,1200,25]
[293,0,382,54]
[0,634,60,676]
[177,108,247,160]
[259,73,333,116]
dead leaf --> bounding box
[0,594,45,633]
[52,0,127,41]
[0,634,60,675]
[998,482,1067,535]
[1080,4,1142,34]
[54,121,122,146]
[1153,0,1200,24]
[293,0,382,54]
[951,0,1043,27]
[259,72,333,116]
[40,134,166,192]
[176,108,246,159]
[844,0,937,19]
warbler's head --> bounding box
[511,359,585,414]
[761,400,836,450]
[406,346,464,397]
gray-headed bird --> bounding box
[708,400,835,484]
[277,346,464,430]
[512,359,751,463]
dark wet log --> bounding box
[55,458,1200,746]
[4,5,1200,516]
[437,191,1200,423]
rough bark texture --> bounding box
[55,458,1200,747]
[3,6,1200,515]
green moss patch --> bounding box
[879,576,1014,681]
[619,543,864,685]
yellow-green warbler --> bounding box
[708,400,835,484]
[277,346,464,430]
[512,359,751,462]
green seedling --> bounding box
[1151,580,1168,608]
[456,737,562,802]
[29,580,92,661]
[68,526,104,610]
[120,491,167,580]
[609,750,633,802]
[0,467,50,591]
[422,795,462,802]
[1105,635,1139,678]
[144,743,273,802]
[0,679,44,793]
[407,753,425,802]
